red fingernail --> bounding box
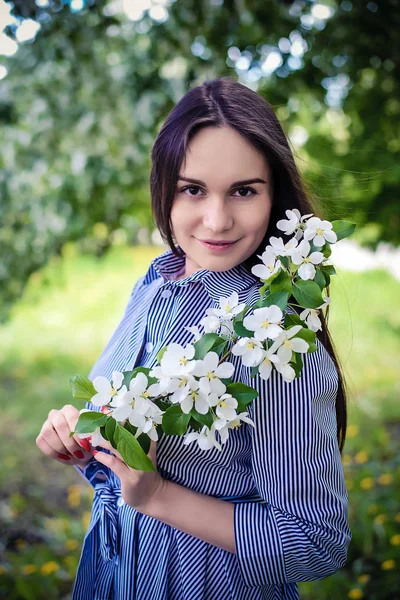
[92,449,99,455]
[58,453,71,460]
[73,450,85,459]
[79,438,92,452]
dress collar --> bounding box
[143,246,260,301]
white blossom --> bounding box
[300,297,331,332]
[214,411,255,444]
[183,424,222,451]
[211,291,246,319]
[257,348,281,381]
[243,305,284,341]
[268,236,299,257]
[291,239,325,280]
[133,408,164,442]
[191,351,234,395]
[159,342,197,376]
[179,379,214,415]
[109,372,158,423]
[251,248,282,281]
[231,337,264,367]
[268,325,309,364]
[276,208,313,237]
[185,325,202,341]
[303,216,337,247]
[208,392,238,422]
[91,370,127,407]
[200,309,221,333]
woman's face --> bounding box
[170,126,273,278]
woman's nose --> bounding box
[202,199,233,232]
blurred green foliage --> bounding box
[0,245,399,599]
[0,0,399,320]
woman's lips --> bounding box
[198,239,237,251]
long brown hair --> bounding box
[150,76,348,454]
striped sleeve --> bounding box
[233,339,351,587]
[73,275,146,487]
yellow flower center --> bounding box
[262,320,270,328]
[304,257,310,263]
[142,391,149,398]
[207,372,216,380]
[180,357,187,365]
[220,401,228,408]
[246,341,256,350]
[316,227,324,235]
[225,304,232,313]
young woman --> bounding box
[36,77,351,600]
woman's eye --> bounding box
[180,186,203,196]
[233,187,257,197]
[179,185,256,198]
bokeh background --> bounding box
[0,0,399,598]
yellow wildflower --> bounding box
[354,451,368,464]
[377,473,393,485]
[367,504,378,515]
[82,511,91,529]
[65,539,79,551]
[360,477,374,490]
[381,559,396,570]
[374,514,386,525]
[348,588,363,599]
[22,564,37,575]
[68,485,81,508]
[395,513,400,523]
[390,534,400,546]
[357,574,370,584]
[342,455,352,467]
[347,425,359,438]
[40,561,59,575]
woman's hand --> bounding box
[92,438,167,513]
[36,404,94,466]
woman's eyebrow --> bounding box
[177,176,267,186]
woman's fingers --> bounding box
[36,430,77,463]
[92,449,129,479]
[95,439,124,461]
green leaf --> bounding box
[226,382,258,412]
[69,374,96,401]
[270,270,293,295]
[322,244,332,259]
[190,407,214,429]
[250,366,259,378]
[233,319,253,338]
[331,220,356,241]
[106,417,118,449]
[293,327,317,345]
[313,269,326,291]
[292,279,325,309]
[260,291,289,311]
[72,411,108,435]
[193,333,220,359]
[289,352,304,377]
[279,256,289,270]
[321,264,336,276]
[211,339,228,357]
[284,312,303,328]
[156,346,168,365]
[162,404,191,435]
[123,367,158,389]
[114,425,156,472]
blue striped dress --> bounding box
[72,246,351,600]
